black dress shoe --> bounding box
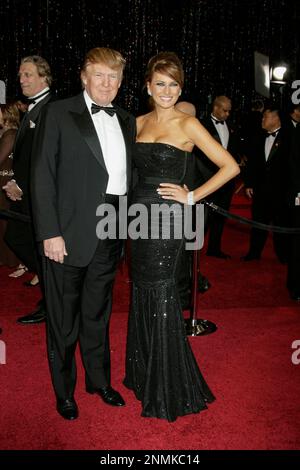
[86,386,125,406]
[17,308,46,324]
[56,398,78,420]
[241,254,261,261]
[206,251,231,259]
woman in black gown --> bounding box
[124,52,240,421]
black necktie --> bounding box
[212,118,224,125]
[91,103,116,116]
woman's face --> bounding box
[147,72,181,109]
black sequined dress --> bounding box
[124,143,215,422]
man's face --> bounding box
[292,107,300,123]
[262,110,280,131]
[81,62,122,106]
[214,100,231,121]
[18,62,47,98]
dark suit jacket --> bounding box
[194,116,240,196]
[6,93,53,245]
[283,121,300,206]
[31,92,136,267]
[243,128,289,206]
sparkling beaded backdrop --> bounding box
[0,0,299,115]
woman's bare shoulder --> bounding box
[136,112,152,123]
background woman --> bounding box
[0,102,21,268]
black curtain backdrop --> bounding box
[0,0,299,115]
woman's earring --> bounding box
[179,90,182,96]
[147,90,152,96]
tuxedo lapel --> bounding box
[14,112,30,146]
[13,93,52,159]
[69,95,107,171]
[266,133,281,164]
[27,93,52,122]
[203,118,222,145]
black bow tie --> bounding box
[91,104,116,116]
[212,118,224,125]
[266,131,278,138]
[26,98,36,105]
[25,89,50,105]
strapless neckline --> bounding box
[135,142,192,154]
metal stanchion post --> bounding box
[185,247,217,336]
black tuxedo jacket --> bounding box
[243,128,288,203]
[12,93,53,215]
[6,93,53,245]
[31,92,136,267]
[194,116,240,194]
[287,124,300,205]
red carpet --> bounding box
[0,194,300,450]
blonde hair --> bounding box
[82,47,126,73]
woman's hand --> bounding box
[157,183,189,203]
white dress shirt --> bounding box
[84,90,127,195]
[264,128,280,161]
[28,87,50,111]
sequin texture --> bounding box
[124,143,215,422]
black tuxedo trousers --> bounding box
[44,235,122,400]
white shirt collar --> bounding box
[28,87,50,111]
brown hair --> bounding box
[82,47,126,73]
[0,102,20,129]
[21,55,52,87]
[145,52,184,88]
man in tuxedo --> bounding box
[287,104,300,130]
[31,47,136,420]
[242,106,289,262]
[196,95,240,258]
[286,122,300,300]
[3,55,53,324]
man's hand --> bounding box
[2,180,23,201]
[43,236,68,264]
[245,187,253,199]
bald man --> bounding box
[196,95,240,258]
[175,101,196,117]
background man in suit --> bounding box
[286,122,300,300]
[242,105,288,262]
[3,55,52,324]
[287,103,300,130]
[31,47,136,420]
[197,95,240,259]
